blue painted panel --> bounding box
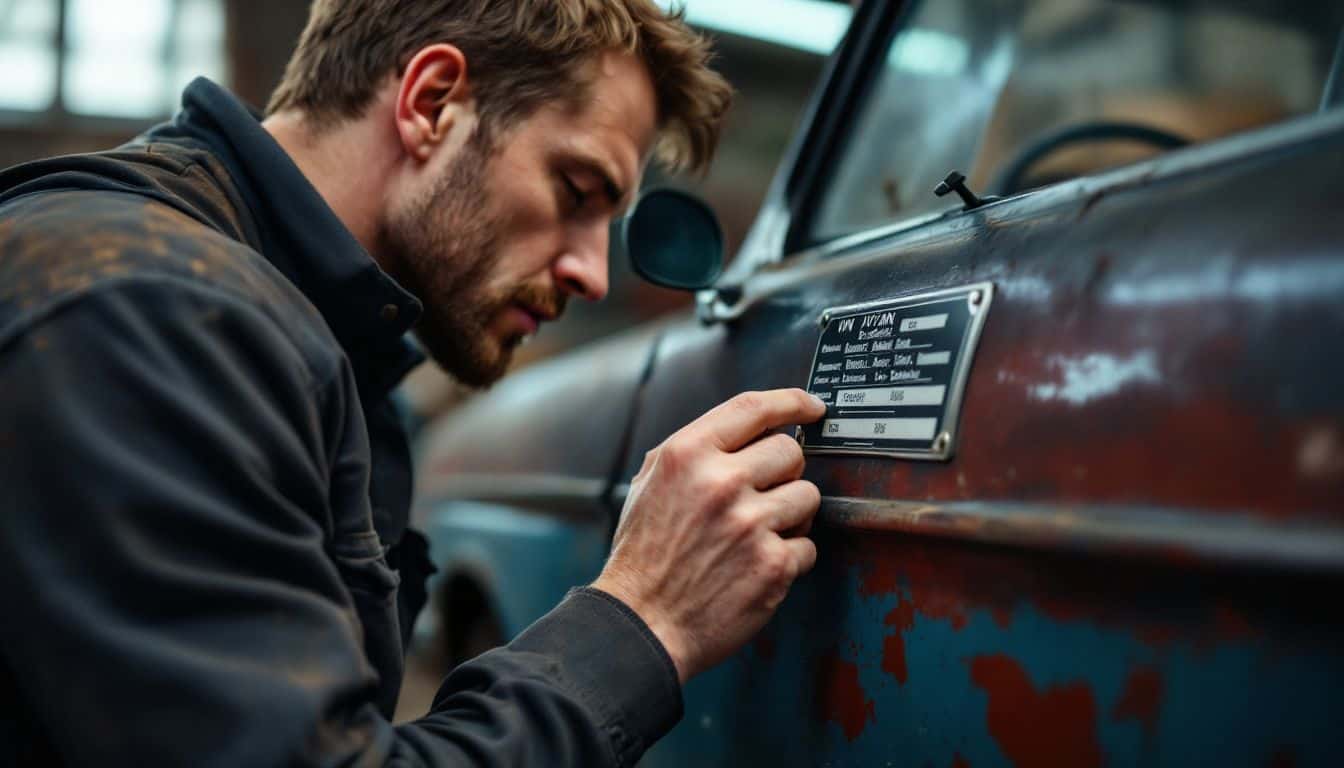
[420,504,1344,767]
[421,502,609,638]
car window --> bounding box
[808,0,1343,244]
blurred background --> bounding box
[0,0,853,417]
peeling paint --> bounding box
[969,654,1103,768]
[1030,350,1160,405]
[1113,664,1163,739]
[815,651,875,742]
[881,601,914,685]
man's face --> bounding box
[381,51,658,387]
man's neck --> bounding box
[262,107,396,256]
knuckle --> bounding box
[796,539,818,573]
[730,390,765,416]
[768,431,800,455]
[635,446,661,479]
[798,480,822,509]
[641,446,660,468]
[790,387,819,415]
[777,436,806,474]
[725,505,757,538]
[724,465,753,489]
[701,467,747,507]
[659,436,695,469]
[716,465,752,495]
[764,549,793,583]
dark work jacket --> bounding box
[0,78,680,767]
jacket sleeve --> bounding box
[0,278,681,768]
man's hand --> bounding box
[592,388,828,682]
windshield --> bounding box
[809,0,1344,243]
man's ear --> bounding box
[395,43,474,162]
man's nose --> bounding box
[553,222,610,301]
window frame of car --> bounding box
[719,0,1344,288]
[710,0,911,286]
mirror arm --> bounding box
[696,283,745,325]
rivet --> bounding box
[819,312,831,327]
[969,290,983,307]
[933,431,952,454]
[379,303,399,322]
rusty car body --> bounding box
[413,0,1344,764]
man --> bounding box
[0,1,825,765]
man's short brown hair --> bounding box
[267,0,732,173]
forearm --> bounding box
[394,589,681,767]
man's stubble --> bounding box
[380,136,564,388]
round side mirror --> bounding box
[621,188,723,291]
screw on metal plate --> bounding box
[819,311,831,328]
[932,431,952,455]
[968,289,983,313]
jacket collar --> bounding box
[155,78,426,400]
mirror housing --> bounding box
[621,188,723,291]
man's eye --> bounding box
[562,176,587,209]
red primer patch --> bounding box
[991,605,1013,629]
[1113,665,1163,737]
[910,586,970,630]
[815,651,875,742]
[858,558,900,596]
[969,654,1103,768]
[1136,624,1180,649]
[881,600,915,685]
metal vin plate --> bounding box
[800,282,993,460]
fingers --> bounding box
[733,432,805,490]
[694,389,826,452]
[781,516,814,539]
[781,536,818,576]
[753,479,821,533]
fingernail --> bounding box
[810,394,826,408]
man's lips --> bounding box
[504,303,557,336]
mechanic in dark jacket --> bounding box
[0,1,828,766]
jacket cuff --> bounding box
[508,586,683,765]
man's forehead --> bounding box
[553,52,659,208]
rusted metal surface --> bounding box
[414,18,1344,768]
[714,528,1344,766]
[815,497,1344,572]
[419,113,1344,765]
[624,113,1344,537]
[611,103,1344,765]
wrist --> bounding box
[590,575,690,684]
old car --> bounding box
[412,0,1344,764]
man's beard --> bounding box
[379,139,565,388]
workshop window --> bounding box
[0,0,226,119]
